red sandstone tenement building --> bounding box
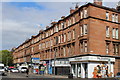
[12,0,120,78]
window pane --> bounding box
[116,28,119,39]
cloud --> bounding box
[2,0,120,2]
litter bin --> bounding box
[68,73,73,79]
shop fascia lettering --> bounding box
[52,59,70,66]
[69,56,115,62]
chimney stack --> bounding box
[39,29,43,33]
[70,8,75,14]
[61,16,65,19]
[46,26,49,29]
[94,0,102,6]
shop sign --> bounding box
[52,59,70,67]
[69,56,115,62]
[31,58,40,63]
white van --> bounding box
[18,66,28,73]
[0,63,5,75]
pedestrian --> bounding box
[26,68,29,77]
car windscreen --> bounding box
[117,72,120,76]
[0,66,4,69]
[21,67,27,69]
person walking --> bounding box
[26,68,29,77]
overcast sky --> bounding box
[1,0,119,50]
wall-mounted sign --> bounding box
[52,59,70,67]
[69,56,115,62]
[31,58,40,63]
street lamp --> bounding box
[54,48,56,75]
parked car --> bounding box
[20,67,27,73]
[0,63,6,76]
[116,72,120,78]
[11,68,19,73]
[18,66,28,73]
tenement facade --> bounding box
[12,0,120,78]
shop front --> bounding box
[51,58,70,75]
[69,56,115,78]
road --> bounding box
[1,72,68,80]
[1,72,119,80]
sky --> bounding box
[1,0,119,50]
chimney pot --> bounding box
[94,0,102,6]
[70,8,75,14]
[61,16,65,19]
[46,26,49,29]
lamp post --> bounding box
[54,48,56,75]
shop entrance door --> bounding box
[77,64,81,77]
[71,64,76,77]
[81,63,88,78]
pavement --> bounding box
[34,73,68,78]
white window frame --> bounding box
[106,12,109,20]
[81,11,83,19]
[112,13,115,22]
[112,28,116,39]
[84,24,87,35]
[116,28,119,39]
[84,9,87,18]
[73,29,75,39]
[84,41,87,53]
[80,26,83,36]
[115,14,118,23]
[106,26,110,37]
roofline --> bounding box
[14,2,120,51]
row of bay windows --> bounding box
[106,27,119,39]
[106,12,118,23]
[106,43,119,55]
[39,41,88,58]
[38,30,76,50]
[38,24,88,50]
